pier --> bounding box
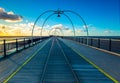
[0,0,119,82]
[0,36,120,83]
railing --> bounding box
[63,36,120,54]
[0,36,50,58]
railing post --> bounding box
[24,38,26,49]
[98,38,100,48]
[16,39,18,52]
[3,40,6,57]
[109,39,111,51]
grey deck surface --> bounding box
[0,37,119,83]
[60,38,120,82]
[0,39,50,82]
[7,38,79,83]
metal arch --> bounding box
[41,13,75,36]
[63,10,89,45]
[32,9,89,44]
[40,13,55,36]
[40,13,75,37]
[32,10,54,37]
[63,10,89,36]
[62,13,75,36]
[32,9,89,36]
[31,10,54,45]
[49,28,64,36]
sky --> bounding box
[0,0,120,36]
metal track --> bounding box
[40,37,80,83]
[39,37,55,83]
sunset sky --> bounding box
[0,0,120,36]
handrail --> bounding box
[0,36,50,58]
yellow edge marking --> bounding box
[62,41,119,83]
[4,39,50,83]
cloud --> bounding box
[48,24,71,36]
[0,23,75,36]
[2,23,118,36]
[52,24,63,30]
[0,7,23,22]
[0,23,33,36]
[104,30,113,33]
[51,24,69,30]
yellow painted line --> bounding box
[62,41,119,83]
[4,39,50,83]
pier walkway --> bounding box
[0,37,120,83]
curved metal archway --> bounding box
[40,11,75,37]
[63,10,89,36]
[32,10,54,37]
[32,9,89,44]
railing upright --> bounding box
[98,38,100,48]
[24,38,26,49]
[3,40,6,57]
[16,39,18,52]
[109,39,111,51]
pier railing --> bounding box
[0,36,50,58]
[63,36,120,54]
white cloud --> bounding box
[0,23,34,36]
[48,24,71,36]
[51,24,69,30]
[7,11,14,14]
[1,23,119,36]
[104,30,113,33]
[52,24,63,30]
